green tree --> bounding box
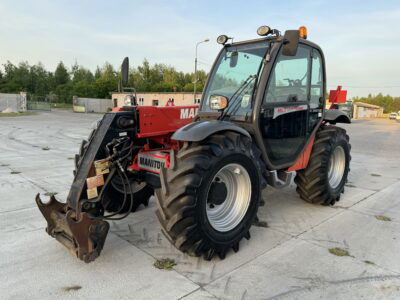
[93,62,118,98]
[54,83,73,103]
[354,94,400,113]
[0,61,30,93]
[29,63,53,97]
[54,62,70,86]
[94,66,102,79]
[0,58,208,102]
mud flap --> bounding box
[35,194,109,263]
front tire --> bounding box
[295,125,351,206]
[156,132,263,260]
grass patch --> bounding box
[345,183,357,188]
[370,173,382,177]
[42,146,50,151]
[10,171,21,174]
[63,285,82,292]
[67,157,74,160]
[328,247,351,257]
[51,103,72,110]
[253,220,269,228]
[364,260,375,265]
[1,164,10,167]
[0,112,36,117]
[154,258,176,270]
[375,215,391,222]
[44,192,58,197]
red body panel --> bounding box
[124,105,198,173]
[136,105,198,138]
[120,104,315,174]
[287,134,316,172]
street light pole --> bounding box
[194,39,209,103]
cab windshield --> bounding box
[201,41,269,117]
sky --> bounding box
[1,0,400,97]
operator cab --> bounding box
[199,26,326,169]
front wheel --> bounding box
[156,132,263,260]
[295,125,351,206]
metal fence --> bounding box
[26,94,51,111]
[27,101,51,111]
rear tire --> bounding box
[295,125,351,206]
[156,132,264,260]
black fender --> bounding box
[324,109,351,124]
[172,120,250,142]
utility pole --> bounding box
[194,39,209,103]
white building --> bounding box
[111,92,202,107]
[353,102,383,119]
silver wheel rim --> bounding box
[328,146,346,189]
[206,163,252,232]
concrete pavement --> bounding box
[1,111,400,299]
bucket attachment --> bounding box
[35,193,109,263]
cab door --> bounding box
[259,44,314,166]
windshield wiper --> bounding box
[219,74,257,120]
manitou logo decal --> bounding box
[138,152,168,173]
[180,107,198,119]
[139,157,165,170]
[273,105,308,119]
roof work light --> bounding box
[217,35,229,45]
[257,25,271,36]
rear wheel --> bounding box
[156,132,264,260]
[295,125,351,206]
[74,128,153,213]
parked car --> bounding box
[389,112,398,120]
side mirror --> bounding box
[282,30,299,56]
[121,57,129,87]
[230,51,238,68]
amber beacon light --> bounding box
[299,26,308,39]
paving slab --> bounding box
[1,113,400,299]
[300,204,400,274]
[1,207,44,239]
[257,185,340,236]
[351,180,400,223]
[0,177,44,212]
[0,230,199,299]
[182,288,218,299]
[110,201,292,286]
[347,161,399,191]
[201,238,400,299]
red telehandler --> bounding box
[36,26,351,262]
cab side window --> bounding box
[264,45,311,103]
[310,50,323,108]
